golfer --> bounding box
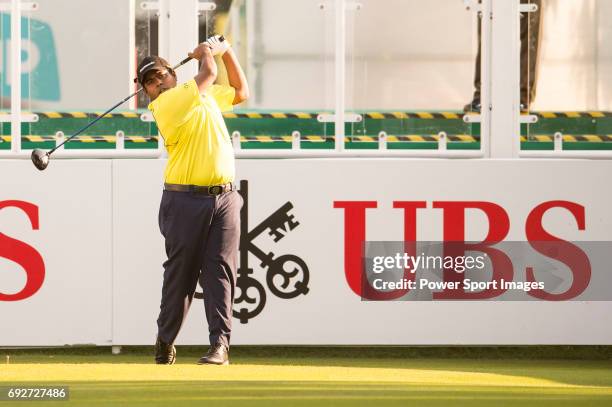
[135,35,248,365]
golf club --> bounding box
[31,55,195,171]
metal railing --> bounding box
[0,0,609,160]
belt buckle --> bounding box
[208,185,223,195]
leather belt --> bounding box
[164,182,234,196]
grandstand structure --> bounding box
[2,0,612,351]
[0,0,609,160]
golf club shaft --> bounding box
[172,56,193,70]
[48,89,142,154]
[48,56,193,155]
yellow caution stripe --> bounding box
[237,134,612,143]
[523,135,612,142]
[36,112,144,119]
[1,135,160,143]
[238,135,476,142]
[536,112,612,119]
[5,134,612,144]
[239,135,328,142]
[362,112,612,120]
[363,112,462,119]
[26,111,612,120]
[223,112,317,119]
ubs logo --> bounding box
[195,180,310,323]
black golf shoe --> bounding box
[197,343,229,365]
[154,337,176,365]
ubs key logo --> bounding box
[195,180,310,323]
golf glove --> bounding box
[206,35,231,56]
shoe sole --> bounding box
[197,360,229,366]
[155,358,176,365]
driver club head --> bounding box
[31,149,50,171]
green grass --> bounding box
[1,347,611,406]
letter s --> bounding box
[0,200,45,301]
[525,201,590,300]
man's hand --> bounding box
[188,42,213,61]
[205,35,231,57]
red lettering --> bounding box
[525,201,590,300]
[334,201,416,300]
[0,200,45,301]
[432,201,513,299]
[393,201,427,285]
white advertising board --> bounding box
[0,160,112,346]
[1,158,612,346]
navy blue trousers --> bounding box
[157,188,242,348]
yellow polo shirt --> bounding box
[149,79,235,186]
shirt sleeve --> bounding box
[208,84,236,112]
[148,79,201,143]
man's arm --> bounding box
[188,43,218,93]
[221,48,249,105]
